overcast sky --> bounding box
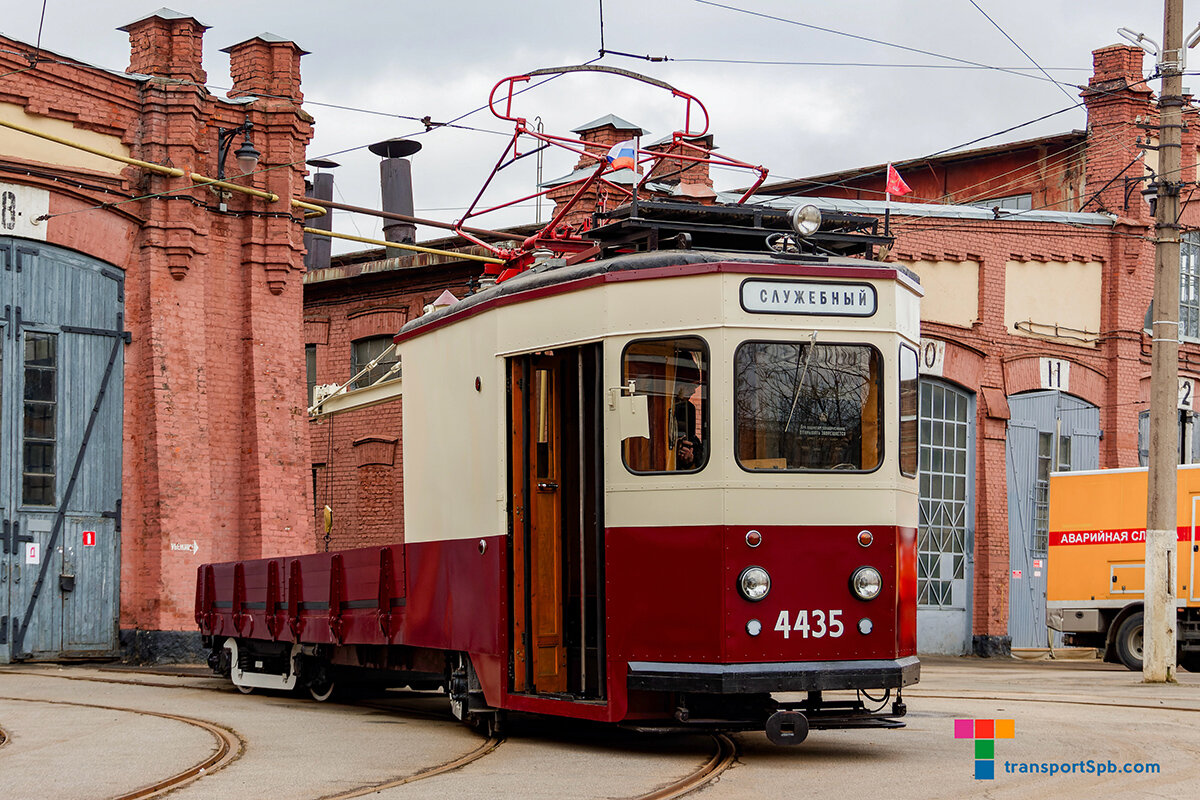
[0,1,1174,250]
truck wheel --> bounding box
[1179,652,1200,673]
[1114,612,1144,671]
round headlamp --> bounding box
[738,566,771,602]
[788,204,822,238]
[850,566,883,600]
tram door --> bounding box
[509,345,605,698]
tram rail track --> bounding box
[636,733,737,800]
[12,666,1198,799]
[0,695,242,800]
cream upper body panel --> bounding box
[399,253,920,542]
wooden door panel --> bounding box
[509,359,528,692]
[529,359,566,692]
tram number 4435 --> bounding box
[774,609,844,639]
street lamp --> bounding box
[213,117,260,212]
[216,118,260,181]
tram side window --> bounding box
[899,345,918,477]
[734,341,882,472]
[622,337,709,473]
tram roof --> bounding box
[397,246,918,341]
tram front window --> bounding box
[735,342,882,472]
[622,337,709,473]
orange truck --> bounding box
[1047,465,1200,671]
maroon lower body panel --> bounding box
[196,522,915,723]
[605,524,911,664]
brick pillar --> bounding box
[119,25,313,640]
[974,400,1012,654]
[222,34,309,103]
[1083,46,1157,469]
[119,10,209,84]
[1082,45,1153,219]
[225,35,314,562]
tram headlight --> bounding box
[788,204,822,238]
[850,567,883,600]
[738,566,771,602]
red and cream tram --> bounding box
[195,69,920,745]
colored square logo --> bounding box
[957,719,1014,780]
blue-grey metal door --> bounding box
[916,379,975,655]
[1006,390,1099,649]
[1,238,124,662]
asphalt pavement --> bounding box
[0,656,1196,799]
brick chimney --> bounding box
[119,8,209,83]
[646,133,717,202]
[1082,45,1154,217]
[545,114,647,230]
[222,34,309,103]
[569,114,646,169]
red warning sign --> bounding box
[82,530,96,547]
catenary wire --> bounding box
[968,0,1076,104]
[689,0,1092,92]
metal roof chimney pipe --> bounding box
[304,158,339,271]
[369,138,422,257]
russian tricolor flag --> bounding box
[606,139,637,171]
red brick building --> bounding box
[0,10,313,662]
[753,44,1200,655]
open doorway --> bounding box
[508,344,605,698]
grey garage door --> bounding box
[0,238,124,662]
[1006,390,1099,650]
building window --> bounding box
[1032,430,1071,556]
[1138,409,1200,465]
[1181,233,1200,338]
[351,336,399,390]
[23,332,57,506]
[968,193,1032,211]
[306,344,317,406]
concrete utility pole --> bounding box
[1144,0,1184,683]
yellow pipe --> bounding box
[303,227,506,265]
[291,198,328,217]
[190,173,279,202]
[0,117,186,177]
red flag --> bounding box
[885,163,911,197]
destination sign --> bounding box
[740,279,877,317]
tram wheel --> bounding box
[235,683,255,695]
[308,674,336,702]
[467,709,506,739]
[1114,612,1144,671]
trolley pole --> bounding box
[1144,0,1184,683]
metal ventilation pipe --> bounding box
[304,158,339,271]
[369,138,422,257]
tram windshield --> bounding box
[734,342,882,471]
[622,337,709,473]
